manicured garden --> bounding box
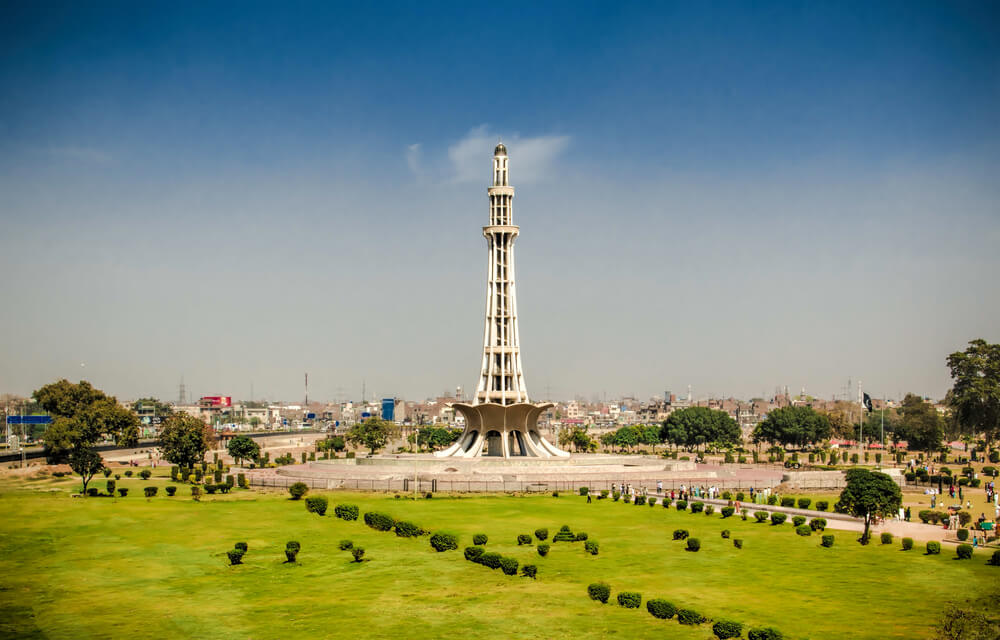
[0,470,996,639]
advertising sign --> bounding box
[200,396,232,407]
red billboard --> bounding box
[200,396,232,407]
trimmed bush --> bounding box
[721,506,735,518]
[646,599,676,619]
[926,541,941,555]
[796,498,811,509]
[617,591,642,609]
[648,497,657,506]
[521,564,537,579]
[533,528,548,541]
[553,526,576,542]
[748,627,785,640]
[334,503,359,521]
[479,552,502,569]
[584,540,599,555]
[227,549,245,565]
[780,496,795,507]
[117,488,128,497]
[792,516,806,527]
[672,529,689,540]
[809,518,827,531]
[956,544,973,560]
[364,511,395,532]
[733,539,743,549]
[880,532,893,545]
[721,529,730,539]
[394,521,422,538]
[678,608,706,625]
[690,501,704,513]
[988,550,1000,566]
[86,488,99,497]
[351,547,365,562]
[517,534,532,545]
[429,532,458,552]
[736,492,745,501]
[305,496,328,516]
[140,469,151,480]
[288,482,308,500]
[704,505,715,516]
[633,495,645,505]
[579,486,589,496]
[612,491,621,501]
[106,480,116,494]
[662,498,672,508]
[795,524,811,536]
[165,486,176,496]
[473,533,489,545]
[464,546,485,562]
[537,543,550,557]
[676,500,688,511]
[754,511,769,523]
[499,556,519,575]
[770,513,787,525]
[686,538,701,552]
[575,532,588,541]
[338,539,353,550]
[814,500,828,511]
[713,620,743,639]
[821,534,834,547]
[956,528,969,542]
[125,470,134,478]
[143,486,157,497]
[588,582,611,603]
[284,541,299,563]
[237,473,247,489]
[901,537,914,550]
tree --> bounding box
[947,339,1000,449]
[415,426,461,452]
[34,379,140,463]
[132,397,174,418]
[558,425,594,452]
[346,417,398,455]
[638,425,661,448]
[835,469,902,544]
[159,414,213,468]
[227,435,260,466]
[661,407,740,450]
[896,394,943,454]
[68,446,104,494]
[752,406,831,448]
[818,401,860,440]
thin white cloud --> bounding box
[46,146,113,163]
[406,143,422,177]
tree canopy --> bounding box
[346,417,398,456]
[227,435,260,466]
[34,379,139,464]
[946,339,1000,448]
[159,414,214,468]
[896,393,944,453]
[558,425,595,452]
[752,406,830,448]
[660,407,740,449]
[835,468,902,544]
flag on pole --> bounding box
[862,393,873,413]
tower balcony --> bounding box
[483,225,519,236]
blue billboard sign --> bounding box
[306,413,316,420]
[5,415,52,425]
[381,398,395,422]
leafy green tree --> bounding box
[346,417,398,455]
[897,394,943,454]
[661,407,740,450]
[227,435,260,466]
[835,469,902,544]
[159,414,214,468]
[752,406,831,448]
[34,379,140,463]
[638,424,661,447]
[68,446,105,494]
[947,339,1000,449]
[415,426,461,451]
[559,425,595,452]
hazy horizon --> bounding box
[2,2,998,405]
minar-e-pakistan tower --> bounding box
[437,143,570,459]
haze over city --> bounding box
[1,2,998,404]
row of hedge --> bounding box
[464,546,537,578]
[586,583,783,639]
[227,540,302,565]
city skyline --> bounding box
[1,3,998,403]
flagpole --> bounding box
[858,380,863,465]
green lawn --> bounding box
[0,470,996,639]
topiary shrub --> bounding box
[617,591,642,608]
[733,539,743,549]
[288,482,308,500]
[575,532,588,542]
[106,480,116,494]
[690,501,704,513]
[956,544,973,560]
[676,500,688,511]
[351,547,365,562]
[537,543,550,557]
[988,550,1000,566]
[678,608,706,625]
[901,537,914,551]
[364,511,395,532]
[721,529,731,539]
[792,516,806,527]
[338,539,353,550]
[748,627,785,640]
[521,564,537,579]
[646,599,676,619]
[140,469,151,480]
[770,513,787,525]
[165,486,176,496]
[534,528,547,541]
[673,529,689,540]
[578,486,589,496]
[634,495,646,505]
[305,496,328,516]
[584,540,599,555]
[754,511,769,523]
[479,552,502,569]
[144,486,157,497]
[234,542,248,553]
[86,487,99,497]
[926,541,941,555]
[335,503,359,521]
[205,484,218,494]
[284,542,299,563]
[815,501,828,511]
[553,526,576,542]
[648,497,657,506]
[662,498,672,508]
[713,620,743,639]
[552,491,559,497]
[880,532,893,545]
[956,528,969,542]
[721,506,735,518]
[117,488,128,497]
[612,491,621,501]
[227,549,245,565]
[686,538,701,552]
[124,470,133,478]
[796,498,811,510]
[498,556,519,576]
[809,518,827,532]
[237,473,247,489]
[464,546,485,562]
[780,496,795,507]
[394,521,422,537]
[429,532,458,552]
[588,582,611,603]
[517,534,532,545]
[821,534,834,547]
[736,491,745,501]
[704,505,715,516]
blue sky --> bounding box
[1,1,998,404]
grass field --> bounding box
[1,469,996,639]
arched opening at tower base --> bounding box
[484,430,502,457]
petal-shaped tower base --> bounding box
[434,403,570,458]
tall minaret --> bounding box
[475,142,529,406]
